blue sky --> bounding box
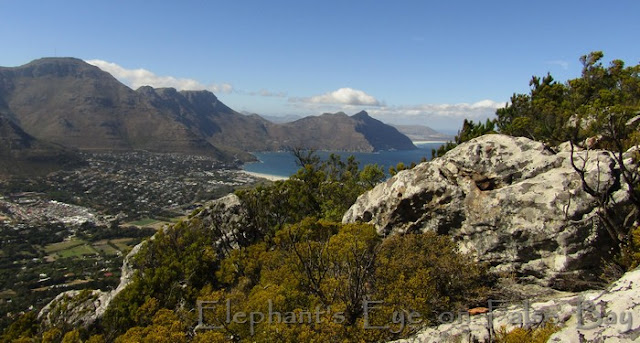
[1,0,639,131]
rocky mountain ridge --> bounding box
[0,58,416,166]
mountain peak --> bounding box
[7,57,113,80]
[351,110,370,119]
[320,111,349,118]
[26,57,87,65]
[0,57,418,159]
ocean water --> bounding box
[242,142,446,178]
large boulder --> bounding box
[344,134,628,289]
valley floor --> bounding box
[0,151,265,331]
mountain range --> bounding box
[0,58,417,168]
[391,124,453,142]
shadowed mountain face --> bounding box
[0,58,233,161]
[352,111,416,150]
[0,58,416,160]
[0,116,84,176]
[266,111,416,152]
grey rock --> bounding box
[38,240,143,327]
[38,193,252,328]
[391,268,640,343]
[344,134,627,289]
[193,193,255,255]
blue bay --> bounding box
[243,142,446,178]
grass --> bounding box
[44,238,85,254]
[43,237,139,260]
[110,238,136,252]
[127,217,160,227]
[44,238,98,259]
[0,289,17,297]
[57,244,97,258]
[65,279,92,286]
[92,240,120,255]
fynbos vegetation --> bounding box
[2,51,639,342]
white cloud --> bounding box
[364,100,506,130]
[367,99,505,119]
[85,59,233,93]
[285,99,506,131]
[291,87,383,106]
[546,60,569,70]
[246,89,287,97]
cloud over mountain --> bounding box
[85,59,233,93]
[364,99,506,130]
[366,99,504,121]
[291,87,383,106]
[378,99,505,118]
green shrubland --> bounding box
[4,51,639,343]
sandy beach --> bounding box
[412,140,449,144]
[240,170,289,181]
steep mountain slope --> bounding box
[264,111,416,151]
[0,58,416,157]
[0,58,233,160]
[0,116,83,176]
[352,111,416,150]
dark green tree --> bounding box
[432,118,497,158]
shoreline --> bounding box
[412,140,449,144]
[240,170,289,181]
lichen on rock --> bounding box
[344,134,629,289]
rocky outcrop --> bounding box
[344,134,629,289]
[192,193,256,254]
[37,289,106,328]
[38,240,145,327]
[391,268,640,343]
[38,194,252,328]
[548,268,640,342]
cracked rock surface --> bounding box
[344,134,629,289]
[391,268,640,343]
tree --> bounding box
[371,232,489,338]
[495,51,640,148]
[61,330,82,343]
[238,151,385,224]
[0,312,38,342]
[199,219,490,342]
[115,309,187,343]
[493,51,640,266]
[432,118,497,158]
